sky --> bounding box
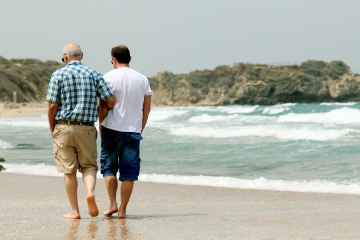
[1,0,360,77]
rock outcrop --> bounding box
[0,56,359,106]
[149,60,360,105]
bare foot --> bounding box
[87,195,99,217]
[63,212,81,219]
[103,208,118,217]
[118,209,126,219]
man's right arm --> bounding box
[104,95,116,110]
[48,102,58,136]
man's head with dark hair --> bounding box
[111,45,131,64]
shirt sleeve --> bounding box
[45,73,61,103]
[144,77,153,96]
[94,72,114,100]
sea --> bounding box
[2,103,360,195]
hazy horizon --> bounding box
[1,0,360,77]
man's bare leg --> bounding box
[119,180,134,219]
[103,176,118,216]
[82,170,99,217]
[63,172,81,219]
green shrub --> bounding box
[214,65,229,71]
[148,77,159,90]
[0,157,5,171]
[324,60,349,79]
[189,87,202,103]
[295,73,314,82]
[243,64,260,79]
[226,88,237,98]
[299,60,326,77]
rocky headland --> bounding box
[1,55,359,106]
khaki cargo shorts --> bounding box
[52,124,98,173]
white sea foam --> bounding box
[0,139,14,149]
[169,125,356,141]
[277,107,360,124]
[279,103,297,107]
[188,114,239,123]
[0,117,101,130]
[3,163,360,195]
[2,163,103,178]
[216,105,259,114]
[0,117,48,128]
[262,106,288,115]
[320,102,357,106]
[140,174,360,195]
[2,163,62,177]
[148,108,189,122]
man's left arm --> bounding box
[141,95,151,134]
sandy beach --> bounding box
[0,173,359,239]
[0,102,47,117]
[2,103,360,239]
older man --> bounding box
[46,42,116,219]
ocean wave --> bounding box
[216,105,259,114]
[320,102,357,106]
[169,125,356,141]
[140,174,360,195]
[262,106,289,115]
[0,118,48,128]
[188,114,239,123]
[0,139,14,149]
[148,108,189,122]
[0,119,101,130]
[277,107,360,124]
[3,163,358,195]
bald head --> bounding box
[62,42,83,62]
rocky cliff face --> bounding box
[0,56,359,106]
[149,60,360,105]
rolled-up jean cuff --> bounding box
[102,172,117,178]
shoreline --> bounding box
[0,102,170,118]
[1,172,360,239]
[4,163,360,196]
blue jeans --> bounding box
[100,127,142,181]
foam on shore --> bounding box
[3,163,360,195]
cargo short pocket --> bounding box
[92,151,97,161]
[53,148,58,158]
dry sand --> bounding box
[0,102,47,117]
[1,173,360,239]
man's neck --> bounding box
[115,63,129,69]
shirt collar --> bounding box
[67,60,82,66]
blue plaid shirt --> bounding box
[46,61,113,122]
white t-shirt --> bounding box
[101,67,153,133]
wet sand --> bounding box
[1,173,360,239]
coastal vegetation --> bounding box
[0,157,5,171]
[0,55,359,106]
[0,56,62,103]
